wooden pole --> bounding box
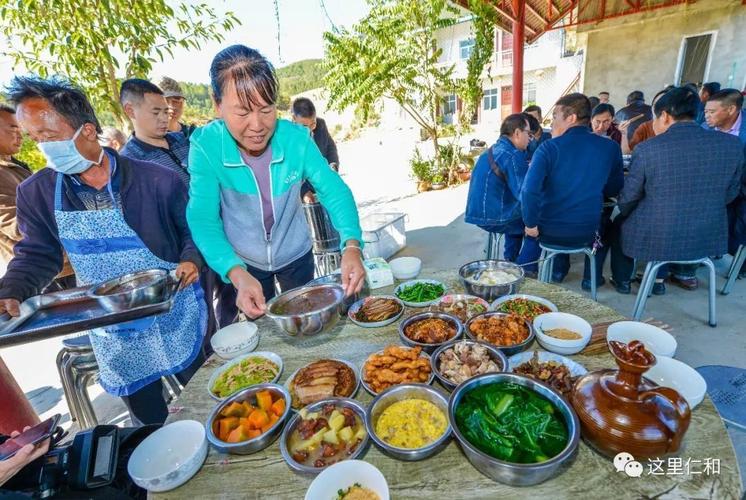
[512,0,526,113]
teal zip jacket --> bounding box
[187,118,362,281]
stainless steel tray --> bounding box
[0,286,175,348]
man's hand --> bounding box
[175,261,199,289]
[525,226,539,238]
[0,298,20,317]
[0,428,50,487]
[340,244,365,296]
[228,267,266,319]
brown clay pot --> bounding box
[417,181,431,193]
[431,183,446,190]
[570,340,691,459]
[457,171,471,182]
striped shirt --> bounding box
[120,132,190,185]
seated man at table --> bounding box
[523,105,551,160]
[0,75,209,425]
[521,93,624,285]
[610,87,743,294]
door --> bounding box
[677,33,714,85]
[501,85,513,120]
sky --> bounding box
[0,0,370,85]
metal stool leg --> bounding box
[72,367,98,429]
[486,233,495,260]
[56,350,79,423]
[62,354,84,423]
[163,374,183,399]
[722,245,746,295]
[703,258,717,327]
[585,249,598,302]
[633,261,655,320]
[539,249,550,282]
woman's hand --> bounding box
[228,266,266,319]
[175,261,199,289]
[525,226,539,238]
[0,429,50,487]
[340,244,366,296]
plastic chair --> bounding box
[539,244,598,301]
[485,232,504,260]
[632,258,717,327]
[721,245,745,295]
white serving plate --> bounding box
[491,294,558,315]
[285,359,360,410]
[347,295,404,328]
[508,350,588,377]
[394,279,446,308]
[207,351,283,400]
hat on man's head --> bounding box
[159,76,184,98]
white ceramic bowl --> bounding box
[533,312,592,355]
[210,321,259,359]
[304,460,390,500]
[389,256,422,280]
[644,356,707,409]
[207,351,283,400]
[508,351,588,377]
[607,321,677,358]
[127,420,207,493]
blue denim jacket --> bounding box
[465,136,528,230]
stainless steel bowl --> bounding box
[465,312,535,356]
[88,268,176,312]
[265,284,345,337]
[279,398,370,474]
[307,272,369,315]
[459,260,524,302]
[448,372,580,486]
[205,383,291,454]
[398,312,463,353]
[430,339,508,391]
[365,383,451,461]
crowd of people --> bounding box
[466,85,746,296]
[0,44,362,427]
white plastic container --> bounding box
[361,212,406,260]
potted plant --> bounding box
[431,173,446,190]
[410,150,434,192]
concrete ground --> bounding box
[1,124,744,489]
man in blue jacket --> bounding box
[0,76,209,425]
[521,93,624,284]
[465,113,540,273]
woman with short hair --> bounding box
[187,45,365,318]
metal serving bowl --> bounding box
[448,372,580,486]
[398,312,463,353]
[307,272,370,315]
[205,383,291,455]
[430,339,508,392]
[88,268,175,312]
[365,383,451,461]
[465,312,535,356]
[279,398,370,474]
[265,284,346,337]
[459,260,524,302]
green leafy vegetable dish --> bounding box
[396,282,445,303]
[455,382,568,463]
[211,356,279,398]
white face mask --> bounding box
[37,125,103,175]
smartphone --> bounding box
[0,414,60,461]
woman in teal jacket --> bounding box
[187,45,365,318]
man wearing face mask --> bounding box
[0,76,208,425]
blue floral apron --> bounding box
[53,155,206,396]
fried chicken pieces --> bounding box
[363,345,431,393]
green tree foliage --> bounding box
[0,0,239,130]
[15,136,46,171]
[458,0,497,122]
[323,0,461,168]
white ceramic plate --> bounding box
[347,295,404,328]
[207,351,283,401]
[431,294,490,321]
[508,350,588,377]
[305,460,389,500]
[491,294,559,316]
[285,359,360,410]
[607,321,677,358]
[128,420,207,493]
[361,348,434,395]
[394,279,446,308]
[644,356,706,409]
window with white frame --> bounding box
[459,38,475,60]
[442,94,457,115]
[523,82,537,105]
[483,88,498,111]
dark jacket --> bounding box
[619,122,743,261]
[313,118,339,166]
[120,132,190,186]
[615,100,653,141]
[0,150,203,301]
[521,126,624,244]
[465,136,528,229]
[526,129,551,161]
